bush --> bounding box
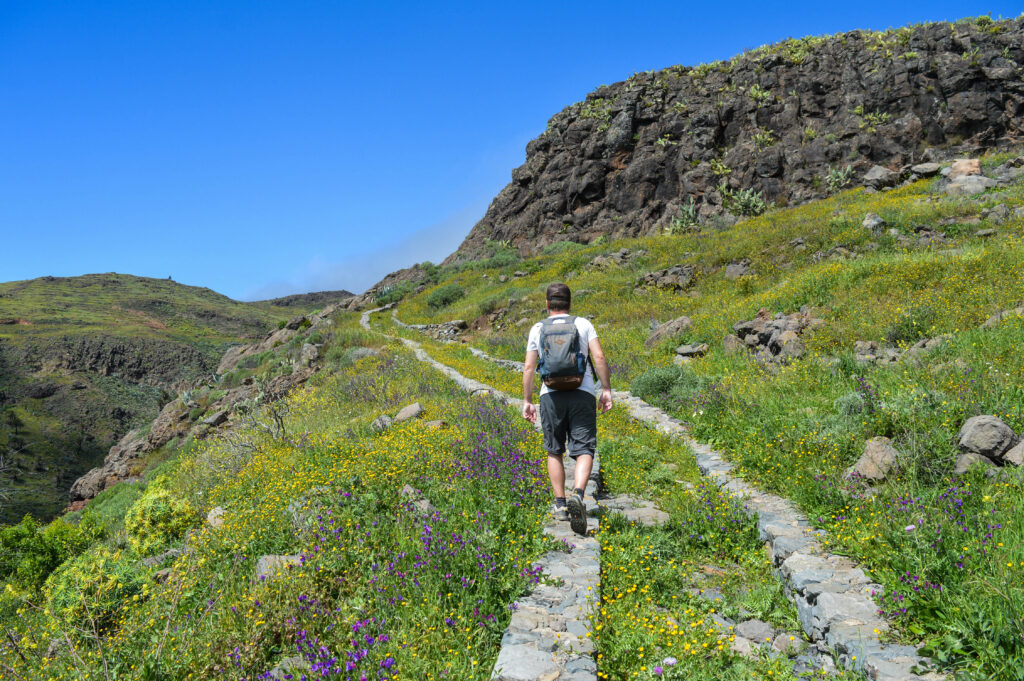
[825,165,854,194]
[665,198,700,234]
[426,284,465,310]
[541,241,584,256]
[631,366,691,400]
[721,186,768,217]
[0,515,102,591]
[124,483,196,555]
[375,281,414,306]
[44,545,147,630]
[834,391,866,417]
[885,305,938,346]
[477,295,504,317]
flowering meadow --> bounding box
[0,339,557,680]
[388,158,1024,678]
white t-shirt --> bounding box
[526,314,598,396]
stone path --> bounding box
[362,307,602,681]
[610,392,941,681]
[369,307,943,680]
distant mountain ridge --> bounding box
[0,273,326,522]
[256,289,353,308]
[443,16,1024,263]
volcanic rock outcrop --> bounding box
[447,18,1024,263]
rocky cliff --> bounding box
[446,17,1024,262]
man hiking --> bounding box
[522,283,613,535]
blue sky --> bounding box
[2,2,1020,300]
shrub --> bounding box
[44,545,147,630]
[0,515,102,591]
[834,391,866,417]
[631,366,694,400]
[426,284,465,310]
[477,295,504,317]
[720,185,768,216]
[541,241,585,256]
[124,483,196,555]
[375,281,414,306]
[825,165,854,194]
[665,198,700,235]
[885,305,938,346]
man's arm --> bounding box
[588,338,614,412]
[522,349,539,423]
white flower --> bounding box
[904,525,916,532]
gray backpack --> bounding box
[537,316,588,391]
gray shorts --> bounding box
[540,391,597,459]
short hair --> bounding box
[546,283,571,311]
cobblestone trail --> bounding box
[362,307,601,681]
[369,307,942,679]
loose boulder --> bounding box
[207,506,226,528]
[394,402,425,423]
[639,263,695,290]
[847,437,900,481]
[1003,441,1024,467]
[910,162,941,176]
[645,315,692,349]
[736,619,774,644]
[773,330,805,360]
[946,174,997,196]
[958,415,1016,460]
[724,259,753,280]
[722,334,744,356]
[675,343,709,358]
[371,415,393,433]
[255,554,301,580]
[862,213,886,232]
[954,451,997,475]
[948,158,981,179]
[863,165,898,189]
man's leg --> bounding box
[573,453,593,494]
[547,453,566,498]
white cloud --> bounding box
[244,200,485,300]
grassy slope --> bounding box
[0,273,323,523]
[0,317,559,680]
[386,157,1024,678]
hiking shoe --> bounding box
[550,502,569,522]
[566,492,587,536]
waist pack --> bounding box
[537,316,588,391]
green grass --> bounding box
[384,157,1024,677]
[0,273,332,522]
[0,326,557,679]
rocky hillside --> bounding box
[257,289,353,308]
[0,274,332,522]
[446,16,1024,262]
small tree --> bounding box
[3,409,22,436]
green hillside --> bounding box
[373,153,1024,677]
[0,273,334,523]
[1,154,1022,680]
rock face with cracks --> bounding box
[444,18,1024,264]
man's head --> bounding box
[546,283,571,313]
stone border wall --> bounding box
[611,391,941,681]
